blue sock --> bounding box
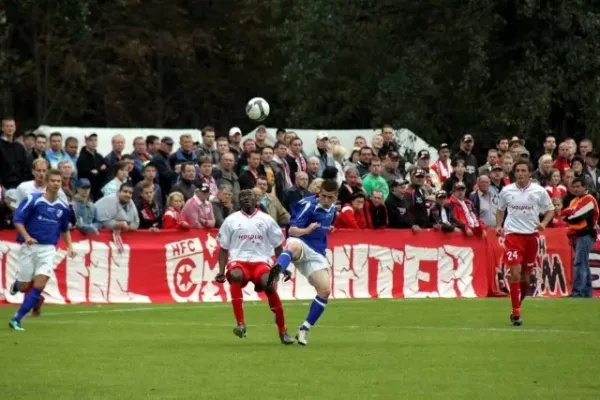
[276,250,294,272]
[13,288,41,322]
[300,295,328,330]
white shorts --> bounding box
[287,237,329,278]
[17,244,56,282]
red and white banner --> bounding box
[0,228,594,304]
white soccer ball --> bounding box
[246,97,270,121]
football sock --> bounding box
[13,288,42,322]
[275,250,293,272]
[509,282,521,317]
[266,291,286,334]
[301,295,328,331]
[519,280,529,304]
[229,282,245,325]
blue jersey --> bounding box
[13,193,70,246]
[288,195,335,256]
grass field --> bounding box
[1,298,598,400]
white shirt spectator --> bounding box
[217,210,284,263]
[15,180,68,207]
[498,183,554,234]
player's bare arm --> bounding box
[216,247,229,283]
[537,209,555,231]
[288,222,320,237]
[61,231,76,258]
[14,223,36,245]
[495,209,505,236]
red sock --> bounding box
[509,282,521,317]
[229,282,245,325]
[266,291,286,334]
[519,281,529,304]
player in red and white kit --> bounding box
[215,189,295,344]
[496,160,554,326]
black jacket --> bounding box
[152,150,177,199]
[442,174,474,196]
[407,185,431,228]
[76,146,107,200]
[239,170,258,191]
[0,203,14,229]
[338,182,363,206]
[0,139,30,189]
[258,162,286,200]
[283,186,310,212]
[385,193,411,229]
[454,150,478,178]
[429,203,462,232]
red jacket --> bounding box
[162,206,190,230]
[334,204,367,229]
[447,196,485,236]
[553,157,571,174]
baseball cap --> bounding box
[161,136,174,145]
[435,190,448,198]
[84,133,98,140]
[196,183,210,193]
[454,181,466,190]
[417,149,430,159]
[491,164,503,171]
[461,134,474,142]
[4,189,18,209]
[391,178,407,188]
[387,151,400,159]
[510,136,525,145]
[439,143,450,150]
[77,178,91,188]
[256,125,267,132]
[317,132,329,140]
[413,168,426,177]
[229,127,242,136]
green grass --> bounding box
[1,298,599,400]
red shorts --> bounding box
[503,233,539,268]
[226,261,270,289]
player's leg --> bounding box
[519,267,532,304]
[507,263,523,326]
[9,274,49,331]
[267,241,303,291]
[519,234,541,305]
[296,267,331,346]
[226,265,249,338]
[256,271,294,345]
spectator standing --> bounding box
[283,171,310,212]
[15,158,67,205]
[254,125,269,151]
[58,160,77,192]
[239,150,261,190]
[0,188,18,229]
[335,192,367,229]
[579,139,593,158]
[258,145,286,200]
[285,137,307,182]
[362,158,389,200]
[406,168,431,231]
[197,126,219,165]
[31,134,47,160]
[146,135,160,157]
[371,134,384,158]
[133,162,163,205]
[413,150,441,190]
[469,175,497,227]
[562,177,599,297]
[72,178,99,235]
[236,138,256,174]
[447,182,485,237]
[213,152,240,209]
[553,142,572,174]
[198,156,218,197]
[104,134,126,172]
[169,134,199,179]
[306,157,321,183]
[45,132,68,168]
[254,176,290,226]
[354,136,367,148]
[338,167,364,206]
[381,151,403,185]
[431,143,453,184]
[442,159,474,195]
[365,190,388,229]
[488,165,506,195]
[76,133,107,201]
[534,155,553,186]
[95,183,139,231]
[102,161,129,197]
[136,182,163,231]
[584,152,600,196]
[211,184,234,228]
[130,136,151,176]
[379,124,399,157]
[545,168,567,199]
[478,149,499,176]
[0,117,30,189]
[228,127,243,158]
[571,156,596,197]
[496,137,510,158]
[216,137,230,161]
[152,136,177,196]
[162,192,190,230]
[355,146,373,177]
[429,190,461,233]
[454,134,478,179]
[313,132,335,175]
[386,179,411,229]
[171,162,197,201]
[273,141,293,189]
[181,183,215,229]
[22,131,36,153]
[64,137,79,175]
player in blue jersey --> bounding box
[8,169,75,331]
[266,179,338,345]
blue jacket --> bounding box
[72,195,100,234]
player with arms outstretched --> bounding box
[215,189,295,344]
[8,169,75,331]
[266,179,338,346]
[496,160,554,326]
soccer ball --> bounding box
[246,97,270,121]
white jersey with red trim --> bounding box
[498,182,554,234]
[217,210,284,263]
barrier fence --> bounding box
[0,228,598,304]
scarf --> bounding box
[434,159,453,180]
[275,156,293,187]
[141,201,158,223]
[289,151,307,172]
[458,199,479,228]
